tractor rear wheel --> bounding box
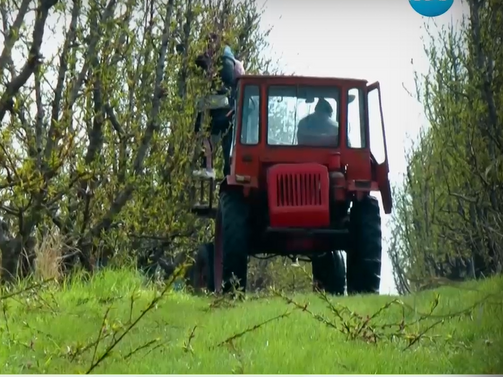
[190,243,215,292]
[217,190,250,294]
[312,251,345,295]
[346,195,382,295]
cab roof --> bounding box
[239,74,368,86]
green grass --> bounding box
[1,270,502,374]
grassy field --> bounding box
[0,270,502,374]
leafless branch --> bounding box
[0,0,59,122]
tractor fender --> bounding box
[221,176,255,197]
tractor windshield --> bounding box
[267,85,340,147]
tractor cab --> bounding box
[227,75,391,211]
[192,74,392,297]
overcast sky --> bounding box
[257,0,468,294]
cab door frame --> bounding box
[367,81,392,214]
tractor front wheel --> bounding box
[346,195,382,295]
[216,190,250,294]
[312,251,345,295]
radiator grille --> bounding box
[267,163,330,228]
[275,173,323,207]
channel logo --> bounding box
[409,0,454,17]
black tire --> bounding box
[312,251,346,295]
[219,190,250,294]
[190,243,215,292]
[346,195,382,295]
[205,243,215,292]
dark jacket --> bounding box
[195,45,236,94]
[297,112,339,146]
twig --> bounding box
[85,262,188,374]
[128,289,137,324]
[404,319,445,350]
[68,332,113,362]
[0,279,53,301]
[90,307,112,367]
[182,325,197,353]
[213,310,292,348]
[123,338,159,360]
[2,302,10,338]
[274,289,339,331]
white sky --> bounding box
[258,0,468,294]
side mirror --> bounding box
[348,94,356,104]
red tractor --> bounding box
[192,74,392,295]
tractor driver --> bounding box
[296,98,339,147]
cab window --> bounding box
[347,88,366,148]
[240,85,260,145]
[267,85,340,147]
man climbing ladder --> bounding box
[192,34,245,180]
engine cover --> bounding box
[267,163,330,228]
